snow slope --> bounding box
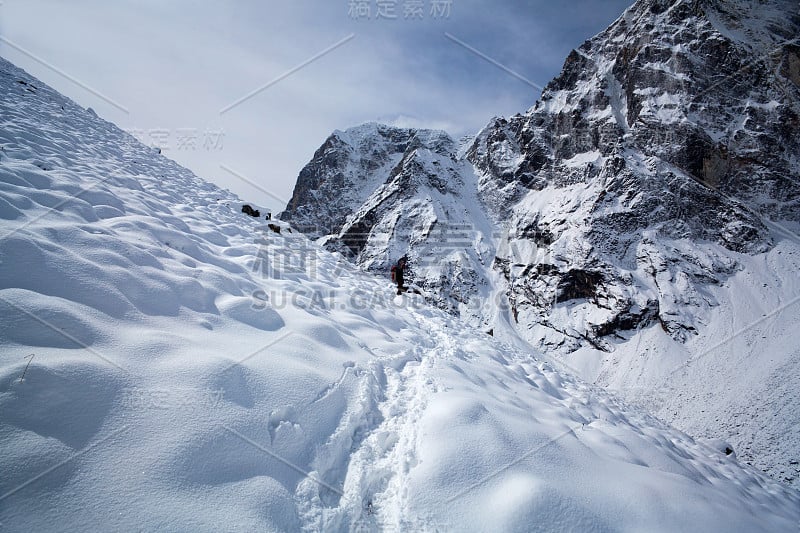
[569,236,800,486]
[2,58,800,531]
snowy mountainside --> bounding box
[469,0,800,348]
[281,123,498,323]
[2,56,800,531]
[469,0,800,486]
[282,0,800,487]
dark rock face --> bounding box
[473,0,800,223]
[466,0,799,349]
[241,204,260,217]
[556,270,604,303]
[281,124,419,237]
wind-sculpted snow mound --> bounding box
[1,57,799,531]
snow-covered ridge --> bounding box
[2,54,800,530]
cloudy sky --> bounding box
[1,0,633,212]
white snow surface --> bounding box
[568,236,800,488]
[2,59,800,532]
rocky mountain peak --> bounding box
[517,0,800,220]
[280,122,457,240]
